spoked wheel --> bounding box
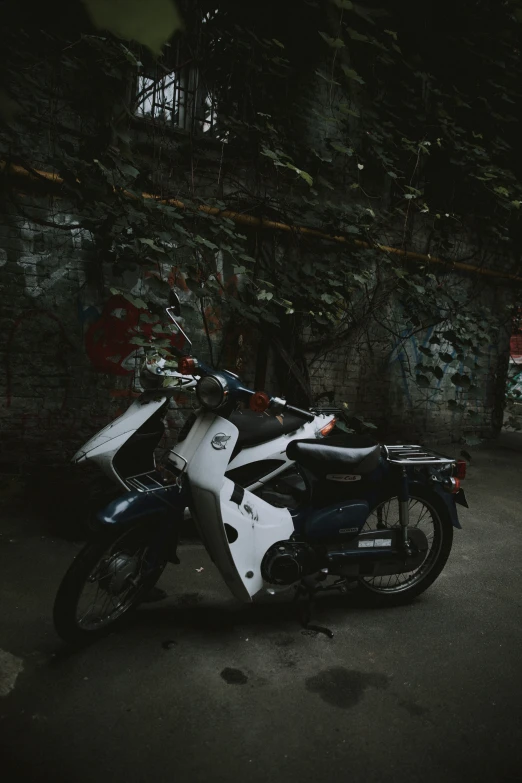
[356,485,454,606]
[53,521,168,645]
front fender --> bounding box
[97,486,186,526]
[97,486,188,563]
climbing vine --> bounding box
[1,0,521,435]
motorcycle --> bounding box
[74,293,337,528]
[54,315,469,645]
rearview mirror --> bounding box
[166,290,192,356]
[168,289,182,316]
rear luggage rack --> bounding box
[125,470,179,493]
[383,445,455,466]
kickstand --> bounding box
[294,582,334,639]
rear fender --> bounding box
[96,486,187,563]
[408,479,462,529]
[431,482,462,529]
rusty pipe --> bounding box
[2,160,521,283]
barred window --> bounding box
[135,10,219,136]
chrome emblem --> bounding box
[211,433,231,450]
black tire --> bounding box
[355,484,454,607]
[53,521,167,645]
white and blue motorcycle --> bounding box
[54,308,468,644]
[73,294,337,529]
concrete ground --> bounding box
[1,435,522,783]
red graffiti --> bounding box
[85,294,185,375]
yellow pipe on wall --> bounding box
[2,160,521,283]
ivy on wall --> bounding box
[1,0,520,434]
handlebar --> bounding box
[283,403,316,423]
[178,357,317,422]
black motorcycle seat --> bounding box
[286,436,381,475]
[230,409,306,451]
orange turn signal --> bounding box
[178,357,196,375]
[250,391,270,413]
[319,417,337,437]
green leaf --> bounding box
[439,352,455,364]
[82,0,183,55]
[331,142,354,156]
[124,294,148,309]
[416,374,431,388]
[120,162,140,179]
[258,291,274,301]
[153,338,173,348]
[138,237,165,253]
[419,346,432,356]
[451,373,471,388]
[346,28,368,42]
[340,65,365,84]
[129,337,150,346]
[284,162,313,186]
[387,171,398,179]
[432,366,444,380]
[194,235,219,250]
[321,293,336,304]
[272,39,285,48]
[318,31,345,48]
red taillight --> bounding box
[442,477,461,494]
[455,460,467,479]
[451,478,461,493]
[319,417,337,437]
[178,357,196,375]
[250,391,270,413]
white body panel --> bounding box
[174,414,294,602]
[72,397,168,488]
[229,412,332,490]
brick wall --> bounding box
[0,185,511,471]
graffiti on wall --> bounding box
[388,326,494,413]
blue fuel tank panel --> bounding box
[304,500,369,542]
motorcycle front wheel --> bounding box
[356,485,454,606]
[53,521,168,645]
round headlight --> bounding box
[196,375,228,409]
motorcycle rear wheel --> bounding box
[53,521,168,645]
[356,485,454,606]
